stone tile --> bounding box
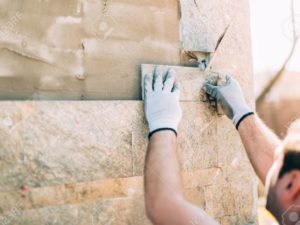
[92,197,151,225]
[216,117,248,167]
[0,96,258,223]
[182,168,224,188]
[204,183,236,218]
[0,101,218,186]
[232,178,259,224]
[179,0,231,52]
[0,103,24,192]
[7,197,150,225]
[13,203,93,225]
[218,215,238,225]
[20,102,141,186]
[177,103,218,171]
[141,63,253,106]
[141,64,206,101]
[209,54,255,108]
[183,187,205,208]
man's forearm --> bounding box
[238,114,281,184]
[144,131,183,222]
[143,69,220,225]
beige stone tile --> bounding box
[204,183,236,218]
[0,103,24,192]
[179,0,231,52]
[232,179,259,224]
[92,197,151,225]
[14,203,93,225]
[0,96,258,223]
[218,215,238,225]
[216,117,246,167]
[183,187,205,208]
[177,103,218,171]
[19,102,140,186]
[141,64,206,101]
[182,168,224,188]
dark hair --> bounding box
[279,151,300,178]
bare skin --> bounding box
[238,114,281,184]
[144,115,281,225]
[144,130,220,225]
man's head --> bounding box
[266,119,300,224]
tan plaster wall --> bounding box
[0,0,181,100]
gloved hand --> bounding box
[203,75,254,129]
[144,67,182,138]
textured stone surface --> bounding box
[179,0,231,52]
[0,102,218,189]
[133,101,218,176]
[0,101,257,224]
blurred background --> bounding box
[251,0,300,224]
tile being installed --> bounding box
[141,64,206,101]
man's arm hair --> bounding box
[238,114,282,184]
[144,130,219,225]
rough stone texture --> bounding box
[0,101,257,224]
[0,102,218,189]
[179,0,231,52]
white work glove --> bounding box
[144,67,182,138]
[203,75,254,129]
